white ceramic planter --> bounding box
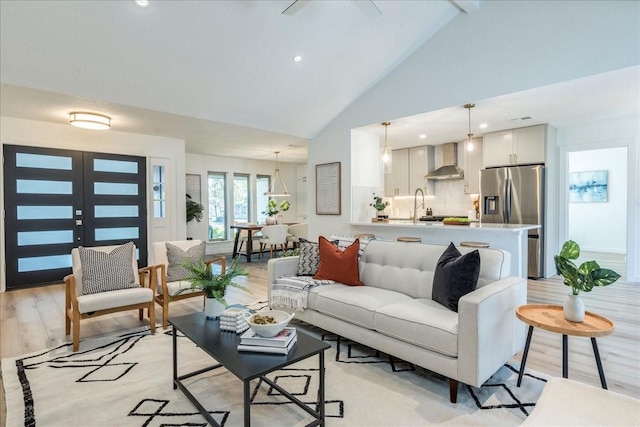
[563,293,585,322]
[265,216,276,225]
[205,297,225,319]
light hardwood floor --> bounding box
[1,253,638,426]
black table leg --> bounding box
[246,230,253,263]
[232,229,241,259]
[562,334,568,378]
[172,325,177,390]
[244,380,251,427]
[319,351,325,426]
[517,325,534,386]
[591,337,608,389]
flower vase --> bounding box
[276,214,284,224]
[563,293,585,322]
[265,216,276,225]
[205,297,225,319]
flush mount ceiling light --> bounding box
[264,151,291,197]
[69,112,111,130]
[292,55,302,62]
[135,0,149,7]
[381,121,392,174]
[419,133,427,139]
[464,103,475,151]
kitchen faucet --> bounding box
[413,188,425,224]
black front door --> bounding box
[3,145,147,289]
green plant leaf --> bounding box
[590,268,621,287]
[559,240,580,260]
[577,260,600,275]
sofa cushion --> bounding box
[297,238,321,276]
[432,243,480,312]
[374,299,459,357]
[313,285,412,329]
[314,237,362,286]
[166,241,205,282]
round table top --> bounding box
[516,304,615,337]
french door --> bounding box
[3,145,147,289]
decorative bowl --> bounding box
[242,309,295,338]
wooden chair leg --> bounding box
[149,302,156,334]
[65,310,71,335]
[449,378,458,403]
[72,312,80,352]
[162,297,170,330]
[138,308,144,320]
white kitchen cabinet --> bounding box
[463,137,483,194]
[409,145,435,196]
[385,148,410,197]
[483,124,546,168]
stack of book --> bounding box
[237,327,297,355]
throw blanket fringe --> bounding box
[270,276,334,311]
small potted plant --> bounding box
[369,195,390,220]
[177,257,250,319]
[554,240,620,322]
[262,199,291,224]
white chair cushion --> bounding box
[158,280,202,297]
[374,299,459,357]
[77,287,153,313]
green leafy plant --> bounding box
[554,240,621,295]
[281,247,300,257]
[176,257,249,306]
[262,199,291,217]
[369,195,389,212]
[186,194,204,223]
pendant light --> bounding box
[464,103,475,151]
[264,151,291,197]
[381,121,392,174]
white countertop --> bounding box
[351,221,540,232]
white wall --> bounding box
[307,1,639,280]
[568,148,627,252]
[0,116,186,292]
[184,153,299,254]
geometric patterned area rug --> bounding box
[2,321,547,426]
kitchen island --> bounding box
[351,221,540,278]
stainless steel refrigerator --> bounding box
[480,165,545,278]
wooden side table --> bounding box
[515,304,615,389]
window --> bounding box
[208,172,227,241]
[256,175,271,224]
[233,174,249,223]
[152,165,166,218]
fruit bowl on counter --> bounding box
[442,217,471,226]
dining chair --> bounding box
[286,222,308,248]
[259,224,289,258]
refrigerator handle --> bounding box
[505,177,512,223]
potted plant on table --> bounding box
[262,199,290,225]
[554,240,621,322]
[369,195,390,221]
[177,257,249,319]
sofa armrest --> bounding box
[267,256,299,302]
[457,276,527,387]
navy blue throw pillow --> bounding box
[432,242,481,312]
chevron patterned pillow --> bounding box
[166,242,206,282]
[79,242,136,295]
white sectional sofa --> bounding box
[267,239,527,403]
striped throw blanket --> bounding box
[270,276,335,312]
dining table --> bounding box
[230,223,263,263]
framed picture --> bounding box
[186,174,201,203]
[316,162,341,215]
[569,170,608,203]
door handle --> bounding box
[75,220,82,226]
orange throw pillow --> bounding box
[313,236,363,286]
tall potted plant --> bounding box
[554,240,620,322]
[177,257,249,319]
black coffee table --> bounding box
[169,312,330,427]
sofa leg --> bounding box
[449,379,458,403]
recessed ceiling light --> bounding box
[479,123,488,129]
[419,134,427,139]
[292,55,302,62]
[135,0,149,7]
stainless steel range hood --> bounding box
[425,142,464,180]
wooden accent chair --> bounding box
[151,240,226,329]
[64,243,156,352]
[259,224,289,258]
